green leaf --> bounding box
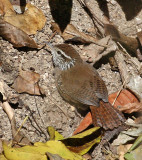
[124,134,142,160]
[127,134,142,152]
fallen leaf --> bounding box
[124,134,142,160]
[104,24,139,53]
[73,112,92,135]
[3,142,47,160]
[117,144,132,160]
[112,118,142,145]
[108,89,139,110]
[46,152,64,160]
[119,102,142,114]
[127,75,142,99]
[0,19,39,48]
[0,0,14,15]
[74,89,139,135]
[82,36,116,64]
[0,154,7,160]
[3,141,84,160]
[2,2,46,35]
[12,69,44,95]
[3,126,101,160]
[61,127,101,155]
[48,126,101,156]
[51,22,99,44]
[47,126,64,141]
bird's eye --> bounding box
[57,51,62,54]
[57,50,66,59]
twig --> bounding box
[112,79,126,106]
[114,50,130,84]
[43,95,69,120]
[27,106,48,140]
[12,116,28,144]
[33,84,45,126]
[83,0,104,27]
[2,101,14,121]
[117,42,141,72]
[77,0,105,37]
[47,31,57,42]
[18,56,48,139]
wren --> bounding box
[47,43,125,130]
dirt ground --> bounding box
[0,0,142,159]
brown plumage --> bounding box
[48,43,125,130]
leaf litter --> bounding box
[0,0,142,160]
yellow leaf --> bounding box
[44,140,84,160]
[71,127,100,139]
[0,154,7,160]
[61,127,101,155]
[3,142,47,160]
[34,141,84,159]
[47,126,64,140]
[3,141,84,160]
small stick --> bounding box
[117,42,141,72]
[112,79,126,106]
[12,116,28,143]
[47,31,57,42]
[43,95,69,120]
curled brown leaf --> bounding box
[51,22,100,44]
[12,70,44,95]
[0,19,39,48]
[119,102,142,114]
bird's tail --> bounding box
[90,101,125,130]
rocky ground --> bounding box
[0,0,142,159]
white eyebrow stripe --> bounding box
[56,48,72,60]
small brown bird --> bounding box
[47,43,125,130]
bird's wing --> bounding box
[56,63,108,106]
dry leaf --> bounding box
[1,1,46,35]
[46,152,64,160]
[124,134,142,160]
[119,102,142,114]
[104,24,139,53]
[0,0,14,15]
[12,70,44,95]
[74,89,139,135]
[0,19,39,48]
[51,22,99,44]
[73,112,92,135]
[82,36,116,64]
[117,144,132,160]
[108,89,139,109]
[112,118,142,146]
[48,126,101,156]
[127,75,142,100]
